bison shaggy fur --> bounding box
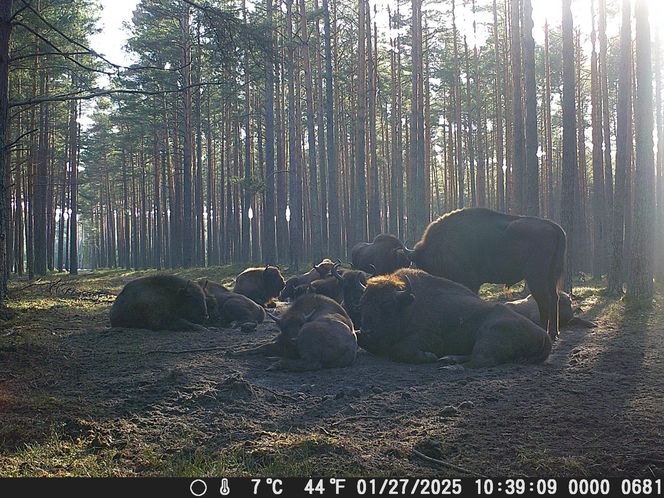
[357,269,551,367]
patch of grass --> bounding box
[0,430,120,477]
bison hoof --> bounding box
[439,364,465,371]
[240,322,258,333]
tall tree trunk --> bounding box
[352,0,367,248]
[590,0,606,278]
[323,0,340,259]
[560,0,578,290]
[627,0,655,301]
[367,5,380,239]
[263,0,276,265]
[510,0,525,214]
[522,0,538,216]
[599,0,613,232]
[0,0,10,298]
[299,0,323,263]
[493,0,504,212]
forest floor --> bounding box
[0,267,663,477]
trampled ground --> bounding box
[0,267,663,477]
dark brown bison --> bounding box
[331,263,371,327]
[198,279,266,332]
[279,259,336,301]
[233,266,285,306]
[505,292,597,329]
[237,294,357,371]
[351,234,410,275]
[404,208,566,339]
[305,276,344,303]
[356,269,551,367]
[110,275,208,331]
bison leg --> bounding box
[529,282,559,341]
[266,358,323,372]
[172,319,208,332]
[389,339,440,363]
[437,355,471,366]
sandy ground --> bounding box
[1,270,663,477]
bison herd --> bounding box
[109,208,596,371]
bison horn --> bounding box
[402,247,416,260]
[332,262,344,283]
[302,310,316,322]
[368,264,377,275]
[356,272,367,291]
[201,279,209,290]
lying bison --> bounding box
[331,263,371,327]
[237,294,357,371]
[404,208,566,339]
[233,266,285,306]
[110,275,208,331]
[351,234,410,275]
[356,269,551,367]
[198,279,266,332]
[279,259,336,301]
[505,292,597,329]
[304,276,344,303]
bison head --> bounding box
[333,263,370,321]
[357,274,415,353]
[314,258,335,277]
[279,276,300,301]
[177,281,209,324]
[263,266,286,297]
[270,308,316,359]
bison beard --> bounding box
[109,275,209,331]
[357,269,552,367]
[405,208,566,340]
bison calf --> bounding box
[233,266,285,306]
[246,294,357,371]
[110,275,208,331]
[357,269,551,367]
[505,292,597,329]
[279,258,336,301]
[198,279,266,331]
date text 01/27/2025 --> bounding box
[236,478,663,497]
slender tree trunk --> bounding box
[493,0,504,212]
[522,0,538,216]
[510,0,525,214]
[263,0,276,265]
[590,0,606,278]
[323,0,340,259]
[0,0,10,298]
[627,0,655,301]
[560,0,578,290]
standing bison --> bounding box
[404,208,566,339]
[357,269,551,367]
[237,294,357,371]
[110,275,208,331]
[198,279,266,331]
[233,266,285,306]
[351,234,410,275]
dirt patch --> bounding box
[1,270,663,477]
